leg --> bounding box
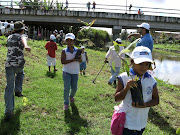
[108,67,120,84]
[70,74,78,99]
[14,67,24,96]
[80,62,83,75]
[63,72,71,105]
[52,58,57,71]
[4,67,15,114]
[47,55,51,72]
[83,62,86,75]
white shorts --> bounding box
[47,55,56,66]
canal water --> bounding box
[152,51,180,86]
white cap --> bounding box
[50,34,56,40]
[131,46,153,64]
[137,22,150,30]
[115,38,122,44]
[81,46,85,49]
[65,33,75,40]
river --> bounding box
[152,51,180,86]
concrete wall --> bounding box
[1,8,180,32]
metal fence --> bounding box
[0,1,180,17]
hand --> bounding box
[104,60,108,63]
[25,46,31,52]
[126,79,137,90]
[132,102,146,108]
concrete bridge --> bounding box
[0,8,180,39]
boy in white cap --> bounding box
[61,33,81,110]
[105,38,125,85]
[128,22,153,52]
[80,46,88,75]
[45,34,58,72]
[114,46,159,134]
[4,21,31,120]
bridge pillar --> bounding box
[112,25,122,41]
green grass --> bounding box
[0,37,179,135]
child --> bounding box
[4,21,31,120]
[61,33,81,110]
[105,38,125,85]
[114,46,159,134]
[80,46,88,75]
[45,34,58,72]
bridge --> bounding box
[1,4,180,39]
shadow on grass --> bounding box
[149,108,176,134]
[0,109,21,135]
[45,71,57,78]
[64,103,88,135]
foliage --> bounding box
[77,28,111,48]
[15,0,66,10]
[120,29,128,40]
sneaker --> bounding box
[54,69,58,72]
[15,92,23,97]
[70,97,75,103]
[63,105,69,110]
[108,82,111,85]
[83,71,85,75]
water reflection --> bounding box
[153,59,180,85]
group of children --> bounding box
[4,21,159,135]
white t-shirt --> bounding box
[105,46,125,67]
[62,47,80,74]
[81,52,86,62]
[117,68,157,131]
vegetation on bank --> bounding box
[0,37,179,134]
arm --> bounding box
[22,36,31,52]
[61,50,80,64]
[105,49,111,63]
[127,33,141,38]
[115,78,137,102]
[132,85,159,108]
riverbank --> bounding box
[0,38,179,134]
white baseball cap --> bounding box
[50,34,56,40]
[131,46,153,64]
[81,46,85,49]
[65,33,75,40]
[137,22,150,30]
[115,38,122,44]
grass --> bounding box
[0,37,179,135]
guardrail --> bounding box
[0,1,180,17]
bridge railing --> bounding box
[0,1,180,18]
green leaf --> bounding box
[122,58,130,76]
[118,38,140,56]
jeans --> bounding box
[80,61,86,71]
[123,128,145,135]
[108,66,120,84]
[63,72,78,105]
[4,66,24,114]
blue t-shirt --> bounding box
[136,33,153,52]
